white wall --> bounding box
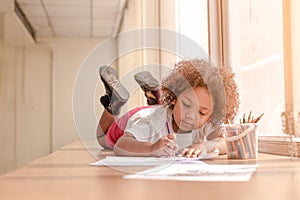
[0,21,18,173]
[0,11,53,173]
[0,2,108,174]
[15,45,52,167]
[0,35,107,174]
[40,37,106,150]
[0,0,179,175]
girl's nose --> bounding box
[185,111,196,120]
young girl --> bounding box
[97,59,227,157]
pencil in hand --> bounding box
[166,122,176,157]
[166,122,171,134]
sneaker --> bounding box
[134,71,160,105]
[99,66,130,115]
[134,71,160,91]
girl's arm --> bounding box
[114,133,177,157]
[214,137,226,154]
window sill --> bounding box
[258,135,300,157]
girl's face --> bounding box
[172,87,213,133]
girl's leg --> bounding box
[99,66,130,115]
[96,110,115,148]
[97,66,130,148]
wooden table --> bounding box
[0,140,300,200]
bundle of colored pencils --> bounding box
[239,111,264,124]
[225,112,263,159]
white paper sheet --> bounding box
[91,150,219,166]
[124,163,257,182]
[90,156,209,166]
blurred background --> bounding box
[1,0,299,174]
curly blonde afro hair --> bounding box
[160,59,226,128]
[218,67,240,123]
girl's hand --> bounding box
[150,134,178,157]
[178,142,206,158]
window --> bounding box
[224,0,300,157]
[175,0,285,136]
[174,0,299,156]
[226,0,285,136]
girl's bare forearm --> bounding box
[114,134,153,156]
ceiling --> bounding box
[16,0,124,38]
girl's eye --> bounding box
[199,111,205,115]
[182,101,190,107]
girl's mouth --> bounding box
[181,120,195,129]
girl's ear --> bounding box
[169,99,176,109]
[171,99,176,106]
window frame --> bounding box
[211,0,300,156]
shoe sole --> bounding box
[99,66,129,103]
[134,71,159,91]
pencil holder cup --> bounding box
[221,123,258,159]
